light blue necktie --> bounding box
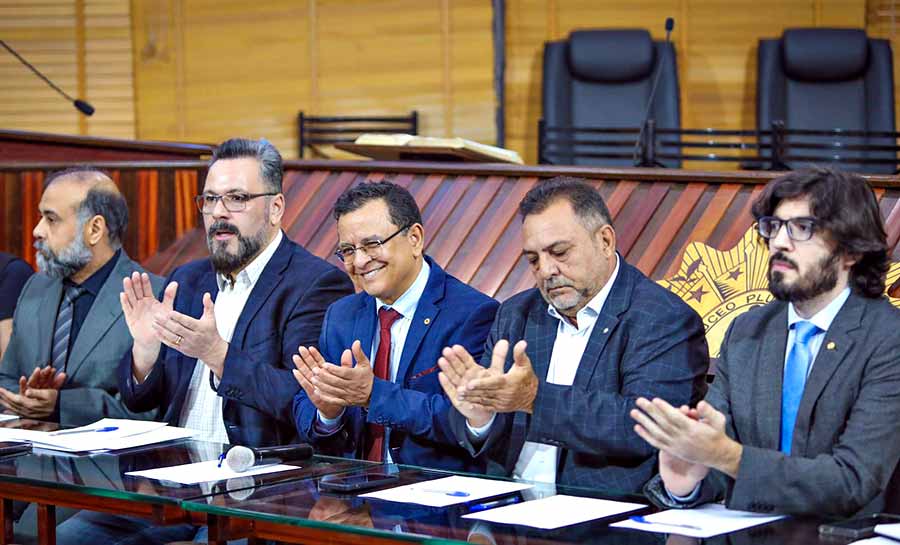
[780,320,821,454]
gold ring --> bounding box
[174,335,183,346]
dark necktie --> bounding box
[51,284,85,372]
[365,306,402,462]
[780,320,821,454]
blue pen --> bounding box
[51,426,119,436]
[468,495,522,513]
[629,515,702,531]
[420,488,471,497]
[217,453,226,468]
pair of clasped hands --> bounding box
[292,337,540,425]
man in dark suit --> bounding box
[633,167,900,517]
[58,139,354,545]
[292,181,498,471]
[438,176,709,492]
[116,137,353,447]
[0,167,161,426]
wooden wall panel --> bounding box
[0,0,135,139]
[131,0,495,159]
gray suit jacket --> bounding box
[646,292,900,517]
[0,251,163,426]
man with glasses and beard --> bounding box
[632,167,900,517]
[54,138,353,545]
[0,167,162,426]
[116,137,353,448]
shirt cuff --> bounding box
[465,414,496,440]
[316,409,345,433]
[666,482,701,504]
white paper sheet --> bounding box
[126,460,297,485]
[610,503,787,538]
[463,494,646,529]
[0,418,189,453]
[876,523,900,540]
[360,475,533,508]
[853,538,898,545]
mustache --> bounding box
[770,252,798,269]
[543,277,574,290]
[207,221,240,238]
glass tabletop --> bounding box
[0,436,366,507]
[183,463,737,545]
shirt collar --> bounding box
[547,253,620,331]
[375,259,430,319]
[217,230,283,291]
[787,286,851,333]
[69,248,121,296]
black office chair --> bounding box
[757,28,897,174]
[298,111,418,158]
[540,29,681,167]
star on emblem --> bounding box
[690,286,708,302]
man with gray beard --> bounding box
[0,167,162,426]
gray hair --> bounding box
[45,166,128,249]
[209,138,283,193]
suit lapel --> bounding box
[753,303,789,451]
[396,262,444,383]
[230,237,290,347]
[352,296,377,362]
[66,254,130,378]
[572,258,633,388]
[792,294,862,454]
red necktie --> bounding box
[366,306,402,462]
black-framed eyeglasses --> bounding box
[757,216,819,242]
[334,223,412,262]
[195,192,279,214]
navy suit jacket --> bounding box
[293,256,498,472]
[449,258,709,493]
[118,235,354,447]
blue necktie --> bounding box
[780,320,821,454]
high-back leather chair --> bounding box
[540,29,680,167]
[757,28,896,174]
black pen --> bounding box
[468,495,522,513]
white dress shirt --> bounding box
[178,230,283,444]
[317,259,431,463]
[469,255,620,485]
[785,286,850,372]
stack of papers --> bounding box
[611,503,786,537]
[360,475,533,508]
[126,460,295,485]
[463,494,646,529]
[0,418,195,453]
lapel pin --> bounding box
[826,341,836,350]
[424,318,431,325]
[602,327,609,334]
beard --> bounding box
[539,276,592,315]
[34,233,92,280]
[768,250,840,302]
[206,220,268,274]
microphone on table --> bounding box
[224,443,314,472]
[0,39,95,116]
[632,17,675,167]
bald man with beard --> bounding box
[0,167,162,426]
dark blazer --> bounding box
[293,256,499,471]
[646,292,900,517]
[0,251,162,426]
[450,258,709,493]
[118,235,354,447]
